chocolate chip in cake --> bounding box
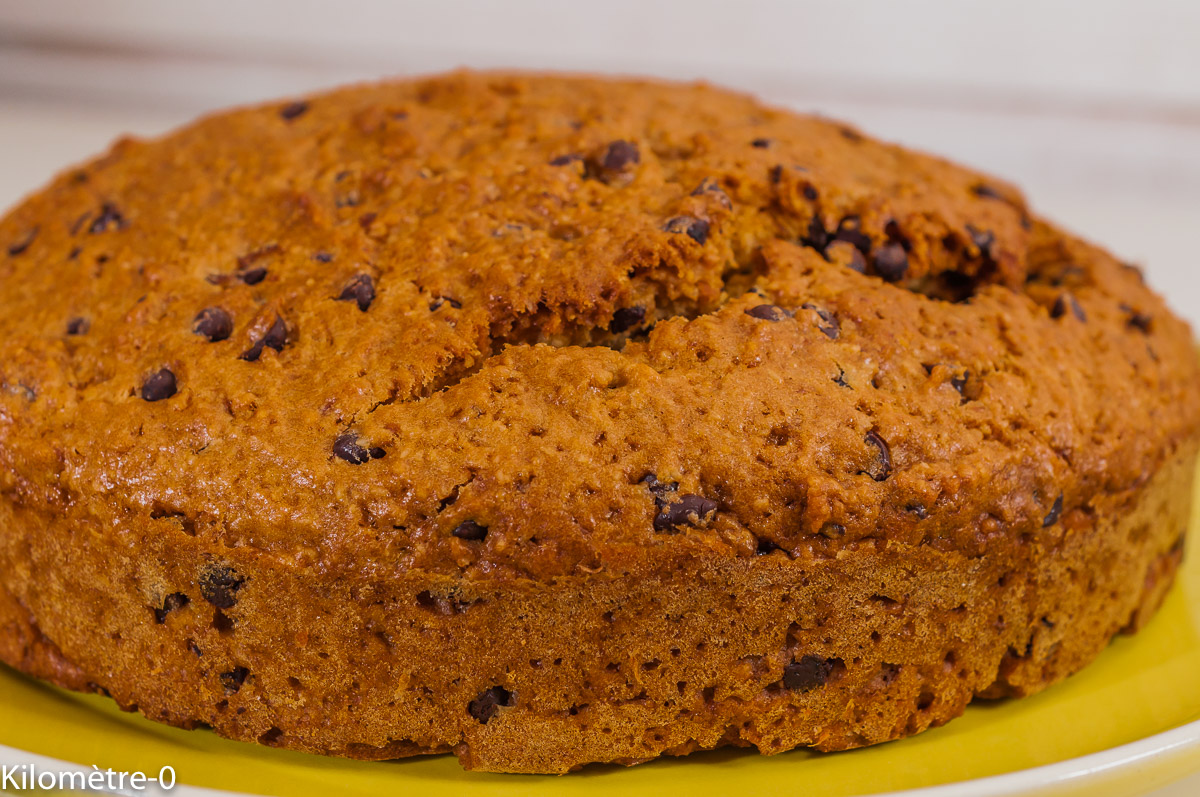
[873,243,909,281]
[834,217,872,253]
[429,296,462,311]
[966,224,996,260]
[906,503,929,520]
[66,317,90,336]
[1051,294,1086,322]
[800,303,839,339]
[819,521,846,539]
[154,592,190,624]
[220,666,250,693]
[451,520,488,541]
[238,266,268,285]
[802,214,830,251]
[141,368,177,402]
[971,183,1004,200]
[1122,305,1153,333]
[549,153,580,166]
[663,216,709,245]
[640,473,679,498]
[782,655,839,691]
[333,433,372,465]
[690,177,732,209]
[338,273,376,312]
[313,251,334,263]
[755,538,781,555]
[468,686,513,724]
[200,566,245,609]
[751,138,772,148]
[88,203,126,234]
[862,431,892,481]
[280,101,309,121]
[745,304,791,322]
[193,307,233,342]
[600,140,638,171]
[653,494,718,531]
[6,227,37,256]
[240,316,288,361]
[1043,493,1063,527]
[609,306,646,334]
[369,447,386,459]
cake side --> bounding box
[0,438,1191,773]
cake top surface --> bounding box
[1,71,1196,581]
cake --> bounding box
[0,71,1196,774]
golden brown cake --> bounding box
[0,71,1197,774]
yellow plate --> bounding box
[2,475,1200,797]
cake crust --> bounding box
[0,71,1197,773]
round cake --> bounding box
[0,71,1197,774]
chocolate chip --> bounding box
[802,184,819,201]
[338,273,376,312]
[971,184,1004,200]
[549,153,580,166]
[839,127,863,142]
[782,655,839,691]
[906,503,928,520]
[769,165,784,184]
[313,251,334,263]
[835,217,872,253]
[280,101,309,121]
[862,431,892,481]
[640,473,678,497]
[193,307,233,342]
[220,666,250,693]
[6,227,37,256]
[950,370,971,400]
[154,592,190,624]
[1122,305,1153,333]
[333,433,372,465]
[88,203,125,234]
[468,686,513,724]
[238,266,268,285]
[451,520,488,541]
[369,447,386,459]
[240,316,288,361]
[141,368,177,402]
[802,215,829,251]
[966,224,996,260]
[600,140,639,171]
[756,538,781,555]
[1051,294,1086,322]
[587,140,640,183]
[1043,493,1063,527]
[664,216,709,245]
[653,494,718,531]
[751,138,772,148]
[610,306,646,334]
[690,178,732,209]
[66,317,90,336]
[746,304,791,322]
[819,521,846,539]
[199,566,244,609]
[873,243,908,281]
[429,296,462,312]
[800,303,839,339]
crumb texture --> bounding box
[0,71,1197,773]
